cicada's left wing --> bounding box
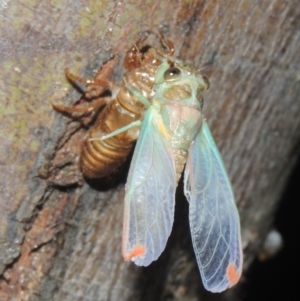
[184,120,243,293]
[122,107,177,266]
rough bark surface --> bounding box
[0,0,300,300]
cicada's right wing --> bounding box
[122,107,177,266]
[184,120,243,293]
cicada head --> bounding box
[153,58,209,110]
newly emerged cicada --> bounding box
[53,32,174,178]
[53,33,243,293]
[103,52,243,292]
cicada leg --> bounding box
[51,97,110,118]
[156,30,175,56]
[94,82,149,141]
[52,60,116,120]
[65,68,114,99]
[93,120,142,141]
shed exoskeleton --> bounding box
[52,32,174,178]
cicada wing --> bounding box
[184,120,243,293]
[122,107,177,266]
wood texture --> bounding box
[0,0,300,300]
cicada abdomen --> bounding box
[52,32,174,179]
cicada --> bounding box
[52,32,174,178]
[103,56,243,292]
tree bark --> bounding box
[0,0,300,300]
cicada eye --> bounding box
[163,67,181,82]
[203,75,210,90]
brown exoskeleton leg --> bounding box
[66,58,116,97]
[65,66,115,100]
[156,30,175,56]
[52,59,116,121]
[141,30,175,56]
[51,97,110,118]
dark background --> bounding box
[246,155,300,301]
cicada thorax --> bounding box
[152,61,208,184]
[80,40,173,179]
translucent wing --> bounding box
[184,120,243,293]
[122,107,176,266]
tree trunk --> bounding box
[0,0,299,300]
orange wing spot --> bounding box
[226,263,241,286]
[123,245,146,261]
